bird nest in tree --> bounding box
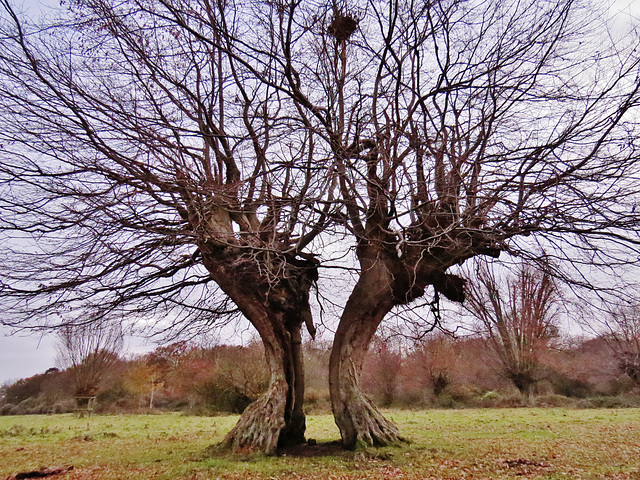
[328,10,359,41]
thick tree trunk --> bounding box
[222,322,306,454]
[278,322,306,446]
[201,254,314,454]
[510,371,536,402]
[329,262,402,449]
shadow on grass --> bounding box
[278,440,345,458]
[204,440,347,460]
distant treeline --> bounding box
[1,335,639,416]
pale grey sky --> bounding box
[0,331,57,385]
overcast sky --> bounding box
[1,0,638,387]
[0,328,159,385]
[0,330,58,385]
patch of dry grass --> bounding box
[1,409,639,479]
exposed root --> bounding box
[347,395,402,449]
[221,379,288,455]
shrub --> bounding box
[198,382,253,413]
[96,382,127,405]
[15,397,40,415]
[449,383,483,403]
[576,395,640,408]
[597,377,635,396]
[534,393,574,407]
[52,399,76,414]
[547,371,593,398]
[304,387,330,413]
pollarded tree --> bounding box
[220,0,639,447]
[464,260,561,399]
[603,304,640,384]
[239,0,639,447]
[2,0,640,452]
[56,318,125,399]
[0,0,337,453]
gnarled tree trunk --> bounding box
[328,239,468,449]
[203,252,315,454]
[329,259,402,450]
[222,320,305,453]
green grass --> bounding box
[0,409,639,479]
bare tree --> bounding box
[307,0,640,448]
[411,333,458,397]
[56,319,124,399]
[0,0,333,452]
[361,336,403,407]
[464,260,561,399]
[603,305,640,384]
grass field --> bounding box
[1,409,639,479]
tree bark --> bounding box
[328,241,463,449]
[222,328,304,454]
[203,253,313,454]
[329,260,402,449]
[278,321,306,446]
[509,371,536,402]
